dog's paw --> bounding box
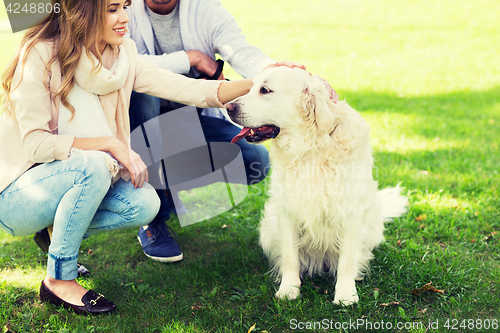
[276,285,301,300]
[333,278,358,306]
[333,292,359,306]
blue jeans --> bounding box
[129,91,270,224]
[0,150,160,280]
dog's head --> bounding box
[226,67,341,144]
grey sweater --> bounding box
[126,0,275,79]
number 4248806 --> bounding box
[6,2,60,14]
[444,319,498,330]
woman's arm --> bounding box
[72,137,147,188]
[216,79,253,104]
[11,43,76,164]
[216,61,307,104]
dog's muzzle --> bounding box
[225,103,280,144]
[231,125,280,144]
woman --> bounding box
[0,0,302,315]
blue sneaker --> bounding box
[137,223,183,262]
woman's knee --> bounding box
[0,151,112,237]
[69,150,112,192]
[128,182,161,226]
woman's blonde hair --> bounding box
[0,0,114,117]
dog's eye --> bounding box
[260,86,272,95]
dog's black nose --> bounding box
[225,102,238,115]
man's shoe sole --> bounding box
[34,228,50,252]
[137,236,184,263]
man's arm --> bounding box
[137,51,192,75]
[126,0,274,78]
[126,0,191,75]
[209,1,275,79]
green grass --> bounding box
[1,0,500,332]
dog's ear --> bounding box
[299,77,337,132]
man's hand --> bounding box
[262,61,338,103]
[314,75,339,103]
[262,60,306,72]
[186,50,225,80]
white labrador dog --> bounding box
[226,67,408,305]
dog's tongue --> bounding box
[231,127,252,144]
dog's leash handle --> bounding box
[196,59,225,80]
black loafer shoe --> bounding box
[40,281,116,315]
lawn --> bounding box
[1,0,499,332]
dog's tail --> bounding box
[379,185,408,222]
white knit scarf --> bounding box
[58,45,131,182]
[73,44,131,146]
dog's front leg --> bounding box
[275,210,301,300]
[333,212,361,305]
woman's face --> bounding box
[98,0,130,53]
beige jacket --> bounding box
[0,39,223,193]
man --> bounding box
[127,0,276,263]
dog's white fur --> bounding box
[227,67,408,305]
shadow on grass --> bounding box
[342,86,500,209]
[345,85,500,156]
[343,85,500,117]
